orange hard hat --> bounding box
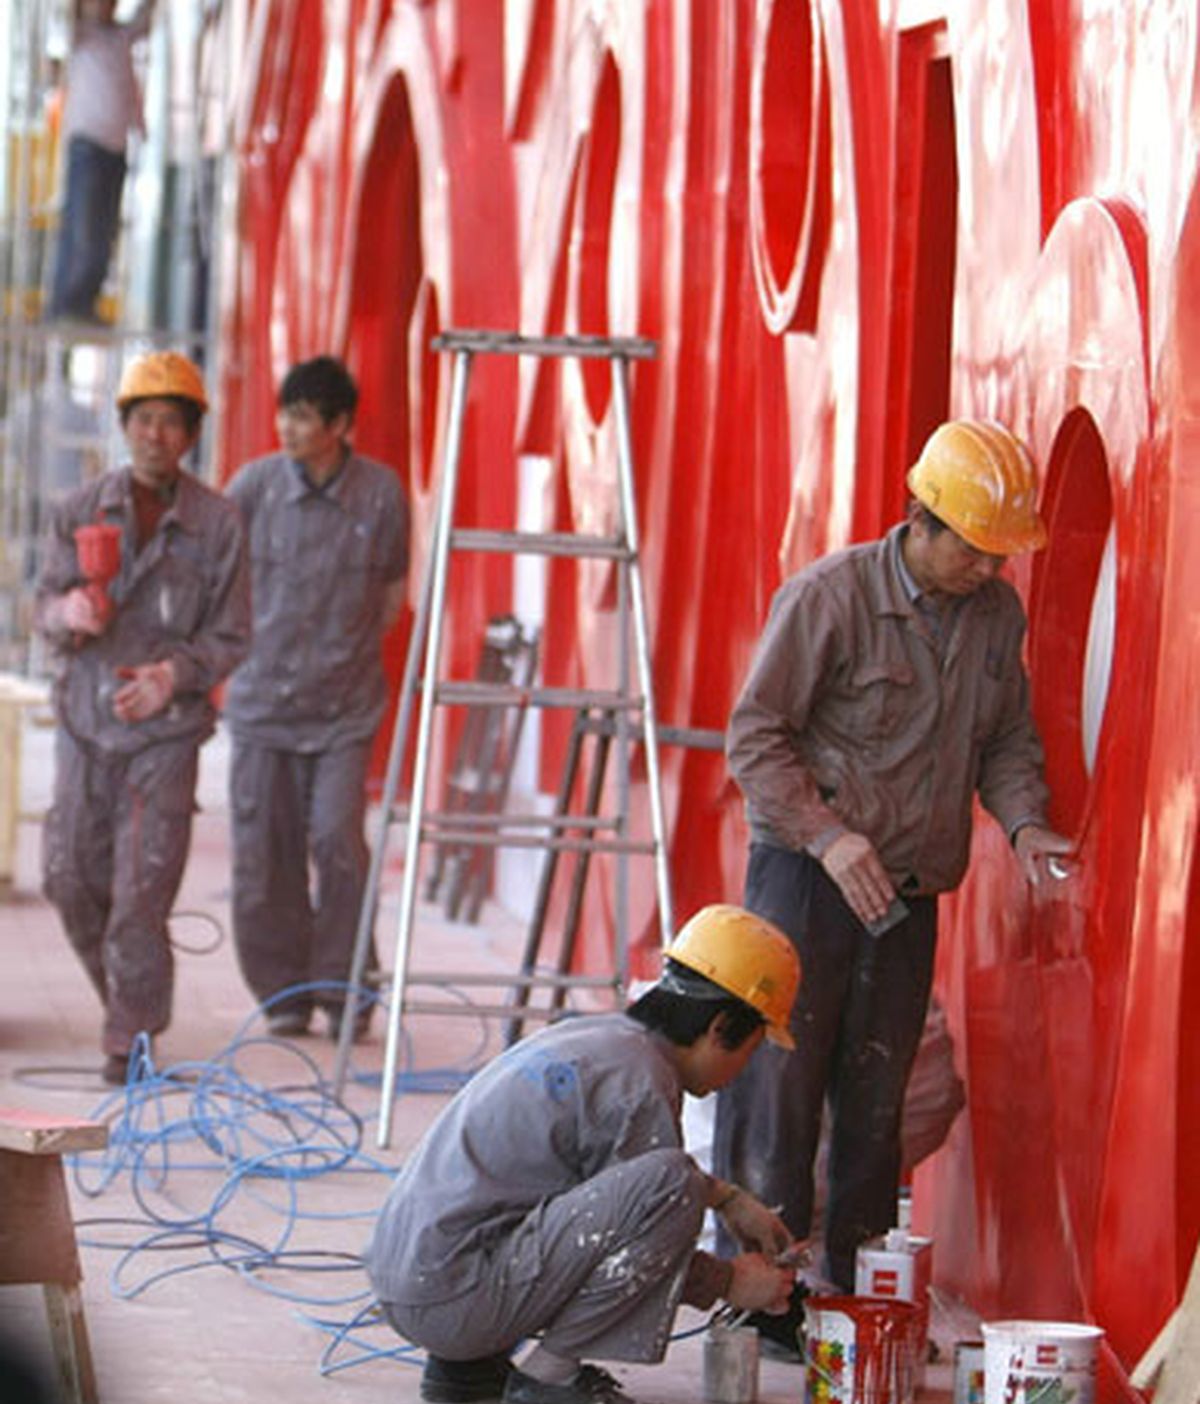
[665,904,800,1049]
[116,351,208,413]
[906,419,1046,555]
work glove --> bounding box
[55,587,108,637]
[717,1186,793,1257]
[725,1253,795,1315]
[113,660,176,723]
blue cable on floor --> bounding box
[67,982,494,1375]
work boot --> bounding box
[745,1279,809,1362]
[421,1353,514,1403]
[502,1364,639,1404]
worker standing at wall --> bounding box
[47,0,156,323]
[36,351,250,1084]
[223,356,409,1040]
[366,905,802,1404]
[713,420,1072,1331]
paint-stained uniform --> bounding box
[223,451,409,1018]
[366,1014,731,1364]
[714,523,1051,1288]
[36,466,250,1057]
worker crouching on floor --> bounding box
[35,351,251,1085]
[364,905,804,1404]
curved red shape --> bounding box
[214,4,1200,1385]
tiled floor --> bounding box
[0,713,961,1403]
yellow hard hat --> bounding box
[116,351,209,412]
[906,419,1046,555]
[665,904,800,1050]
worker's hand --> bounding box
[56,587,107,637]
[718,1187,793,1257]
[1014,824,1075,887]
[112,660,176,723]
[725,1253,795,1315]
[819,831,895,926]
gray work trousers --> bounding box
[229,738,374,1016]
[42,728,198,1056]
[381,1148,708,1365]
[712,844,936,1289]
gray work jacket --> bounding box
[365,1015,694,1307]
[223,451,409,751]
[726,524,1049,894]
[36,467,251,754]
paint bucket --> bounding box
[980,1320,1104,1404]
[803,1295,919,1404]
[703,1322,759,1404]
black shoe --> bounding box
[422,1354,513,1403]
[101,1053,129,1086]
[746,1279,809,1362]
[266,1009,312,1038]
[503,1365,637,1404]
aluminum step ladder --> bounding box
[335,330,673,1143]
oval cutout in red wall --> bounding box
[1029,408,1115,836]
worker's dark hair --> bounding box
[910,501,949,536]
[118,396,204,436]
[278,356,359,425]
[626,960,765,1050]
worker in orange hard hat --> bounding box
[365,905,803,1404]
[35,350,250,1085]
[713,417,1072,1326]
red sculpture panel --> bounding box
[215,0,1199,1384]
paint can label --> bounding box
[803,1295,919,1404]
[981,1320,1104,1404]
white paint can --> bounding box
[981,1320,1104,1404]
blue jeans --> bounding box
[712,844,937,1289]
[49,135,126,319]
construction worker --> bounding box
[713,419,1073,1323]
[36,351,250,1084]
[223,356,409,1039]
[365,905,803,1404]
[47,0,157,323]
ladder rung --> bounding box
[417,829,656,855]
[424,811,617,832]
[450,528,632,561]
[399,1000,614,1022]
[403,971,618,990]
[435,681,642,711]
[432,329,658,360]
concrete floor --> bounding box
[0,710,966,1404]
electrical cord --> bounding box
[62,984,493,1376]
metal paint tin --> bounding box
[703,1323,760,1404]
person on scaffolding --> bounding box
[223,356,409,1041]
[47,0,157,324]
[35,351,250,1084]
[365,904,805,1404]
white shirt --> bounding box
[62,7,153,154]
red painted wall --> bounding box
[214,0,1200,1383]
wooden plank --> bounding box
[44,1283,100,1404]
[0,1107,108,1155]
[0,1153,81,1285]
[1155,1240,1200,1404]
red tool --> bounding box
[73,522,122,629]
